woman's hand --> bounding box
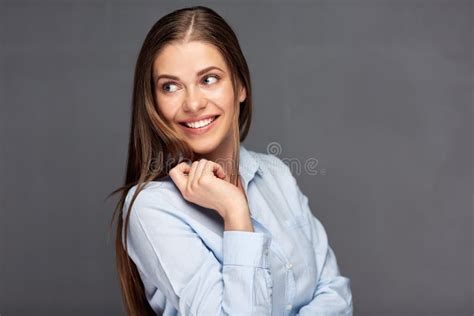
[169,159,249,219]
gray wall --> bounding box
[1,1,472,315]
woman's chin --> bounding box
[187,138,220,156]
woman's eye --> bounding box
[162,82,179,93]
[160,75,219,93]
[203,74,219,85]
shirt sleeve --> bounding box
[122,187,273,316]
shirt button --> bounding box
[286,262,293,269]
[264,249,269,255]
[285,304,292,310]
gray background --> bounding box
[1,0,472,315]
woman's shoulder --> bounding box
[123,176,183,215]
[125,176,173,197]
[245,147,293,179]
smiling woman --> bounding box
[108,5,352,316]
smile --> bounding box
[178,115,220,135]
[180,115,218,128]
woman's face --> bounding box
[152,41,246,155]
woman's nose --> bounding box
[183,86,206,112]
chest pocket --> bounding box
[256,177,315,267]
[283,213,308,229]
[284,213,315,265]
[283,212,312,241]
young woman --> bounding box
[110,5,353,316]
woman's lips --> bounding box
[178,114,218,124]
[178,115,220,136]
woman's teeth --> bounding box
[184,116,217,129]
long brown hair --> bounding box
[107,6,253,315]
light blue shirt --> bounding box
[123,144,353,315]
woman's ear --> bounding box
[238,84,247,103]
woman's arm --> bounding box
[296,190,353,315]
[123,187,273,315]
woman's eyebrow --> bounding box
[154,66,224,83]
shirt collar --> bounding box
[239,144,264,185]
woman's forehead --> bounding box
[153,41,229,77]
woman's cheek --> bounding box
[156,97,179,122]
[157,99,177,123]
[206,86,234,106]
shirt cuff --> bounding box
[223,231,272,268]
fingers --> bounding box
[170,159,228,195]
[205,161,226,180]
[191,159,208,187]
[188,159,206,188]
[169,161,191,192]
[194,159,227,182]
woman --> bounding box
[109,5,353,316]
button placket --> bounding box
[284,259,296,315]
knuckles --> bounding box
[197,175,211,186]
